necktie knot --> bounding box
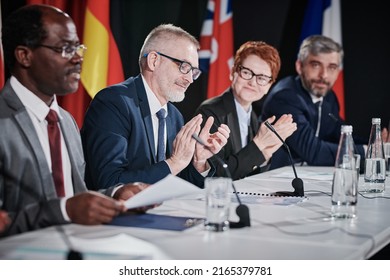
[156,108,166,120]
[46,109,59,124]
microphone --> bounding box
[264,121,304,197]
[192,133,250,228]
[328,113,342,124]
[0,162,83,259]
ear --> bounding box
[14,46,33,68]
[146,52,159,71]
[229,67,234,81]
[295,60,302,75]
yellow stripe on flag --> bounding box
[81,8,110,98]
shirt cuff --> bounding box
[60,197,71,222]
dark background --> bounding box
[2,0,389,139]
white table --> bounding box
[1,166,389,260]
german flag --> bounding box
[81,0,124,98]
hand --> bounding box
[166,114,203,175]
[0,210,10,233]
[253,114,297,160]
[382,127,389,142]
[113,182,157,212]
[113,182,149,201]
[193,116,230,172]
[271,114,297,140]
[66,191,125,225]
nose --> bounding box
[184,71,194,83]
[318,66,329,79]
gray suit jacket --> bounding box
[0,80,114,237]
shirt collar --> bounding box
[234,97,252,125]
[310,93,323,104]
[10,76,62,122]
[141,74,168,115]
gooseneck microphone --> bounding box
[264,121,304,197]
[192,133,250,228]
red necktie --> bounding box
[46,110,65,197]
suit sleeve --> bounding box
[196,104,266,180]
[0,197,66,237]
[262,89,340,166]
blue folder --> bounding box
[107,213,204,231]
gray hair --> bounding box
[297,35,343,63]
[138,23,200,71]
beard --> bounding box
[301,74,331,98]
[166,89,185,102]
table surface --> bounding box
[1,166,390,260]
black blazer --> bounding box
[195,89,266,180]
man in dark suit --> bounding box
[0,4,150,237]
[261,35,366,169]
[81,24,230,190]
[195,41,296,179]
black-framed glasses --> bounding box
[238,65,272,86]
[36,44,87,59]
[144,52,202,80]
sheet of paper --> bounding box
[270,170,333,181]
[124,174,204,209]
[231,193,307,206]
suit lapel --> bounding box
[58,111,86,193]
[135,76,157,162]
[249,112,259,142]
[222,91,242,152]
[165,104,176,157]
[3,84,57,199]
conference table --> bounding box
[1,166,389,260]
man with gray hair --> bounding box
[81,24,230,189]
[261,35,366,169]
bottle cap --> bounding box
[341,125,353,133]
[372,118,381,124]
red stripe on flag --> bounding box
[200,0,234,99]
[332,70,344,118]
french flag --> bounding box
[199,0,234,99]
[300,0,345,119]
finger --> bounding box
[199,116,214,137]
[265,115,276,124]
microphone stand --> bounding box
[192,134,250,228]
[264,121,304,197]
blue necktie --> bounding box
[156,108,167,162]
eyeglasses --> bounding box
[36,44,87,59]
[238,65,273,86]
[144,52,202,80]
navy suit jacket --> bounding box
[81,75,211,189]
[195,89,266,180]
[261,76,366,169]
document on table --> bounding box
[270,170,333,181]
[124,174,204,209]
